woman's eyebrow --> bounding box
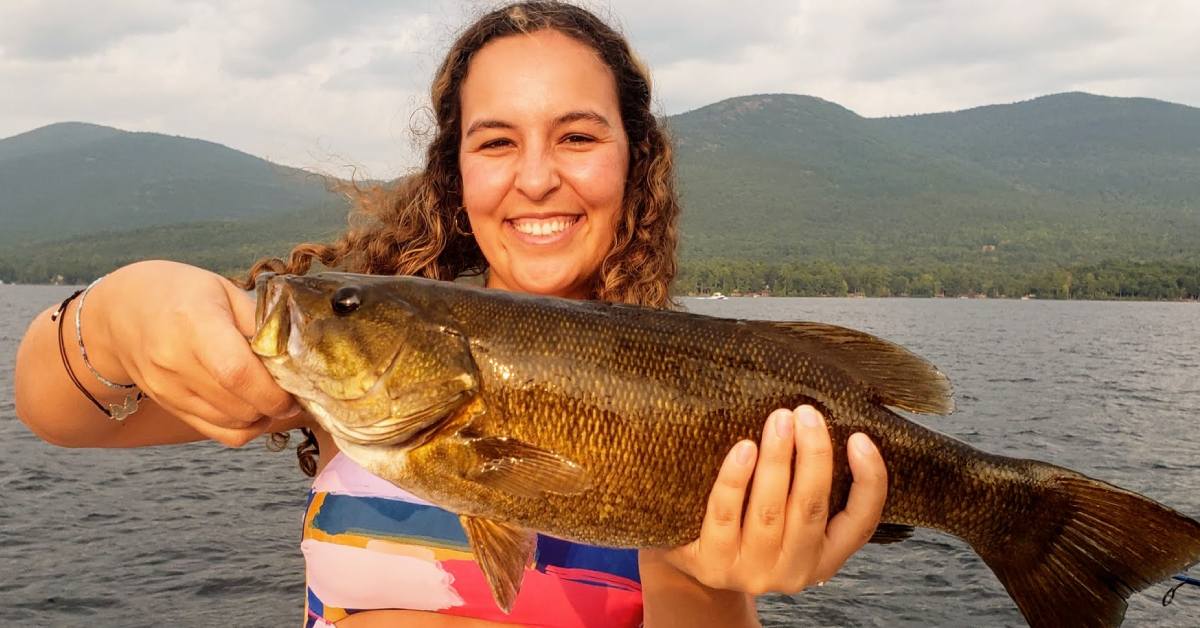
[464,110,611,137]
[554,110,610,128]
[465,119,514,137]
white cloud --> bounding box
[2,0,1198,175]
[0,0,189,60]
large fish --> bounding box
[251,272,1200,627]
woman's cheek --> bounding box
[460,155,513,213]
[563,149,627,209]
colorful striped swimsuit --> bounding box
[302,452,644,627]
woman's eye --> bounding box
[480,138,512,150]
[562,134,595,144]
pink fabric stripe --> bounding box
[311,452,432,504]
[302,538,464,611]
[437,559,644,628]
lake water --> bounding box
[2,284,1197,627]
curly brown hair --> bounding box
[251,1,681,475]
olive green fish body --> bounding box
[253,273,1200,627]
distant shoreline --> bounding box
[681,294,1200,303]
[3,282,1197,303]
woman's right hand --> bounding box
[92,260,299,446]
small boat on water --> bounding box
[700,292,728,300]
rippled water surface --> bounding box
[2,285,1198,626]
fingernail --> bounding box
[278,402,302,419]
[798,405,822,428]
[773,410,793,439]
[735,441,755,466]
[851,433,876,455]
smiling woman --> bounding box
[13,2,888,627]
[459,29,629,299]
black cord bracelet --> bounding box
[52,289,144,421]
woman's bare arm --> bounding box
[639,551,759,628]
[14,260,297,448]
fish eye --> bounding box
[331,286,362,316]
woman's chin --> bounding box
[509,261,589,298]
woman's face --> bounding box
[458,29,629,299]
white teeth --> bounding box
[511,216,578,237]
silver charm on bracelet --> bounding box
[107,394,141,421]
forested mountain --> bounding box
[671,92,1200,266]
[1,93,1197,298]
[0,122,341,245]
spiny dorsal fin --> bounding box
[756,321,954,415]
[467,436,592,499]
[459,515,537,614]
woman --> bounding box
[14,3,888,626]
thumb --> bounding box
[221,278,259,338]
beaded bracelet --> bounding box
[76,277,142,392]
[51,280,144,421]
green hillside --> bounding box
[0,122,342,244]
[878,92,1200,204]
[672,93,1200,266]
[0,202,349,285]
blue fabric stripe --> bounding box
[534,535,641,583]
[312,493,470,548]
[306,586,324,625]
[313,493,640,583]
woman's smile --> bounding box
[504,213,586,246]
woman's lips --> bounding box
[504,214,586,246]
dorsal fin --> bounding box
[755,321,954,415]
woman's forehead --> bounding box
[460,29,620,127]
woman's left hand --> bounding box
[654,404,888,595]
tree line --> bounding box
[2,253,1197,301]
[676,258,1200,300]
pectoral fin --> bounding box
[466,436,592,499]
[460,515,537,614]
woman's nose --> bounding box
[514,147,561,201]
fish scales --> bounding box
[253,272,1200,627]
[444,289,1020,547]
[442,290,854,545]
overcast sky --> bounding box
[2,0,1197,176]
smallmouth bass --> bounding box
[251,272,1200,627]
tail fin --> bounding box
[974,469,1200,627]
